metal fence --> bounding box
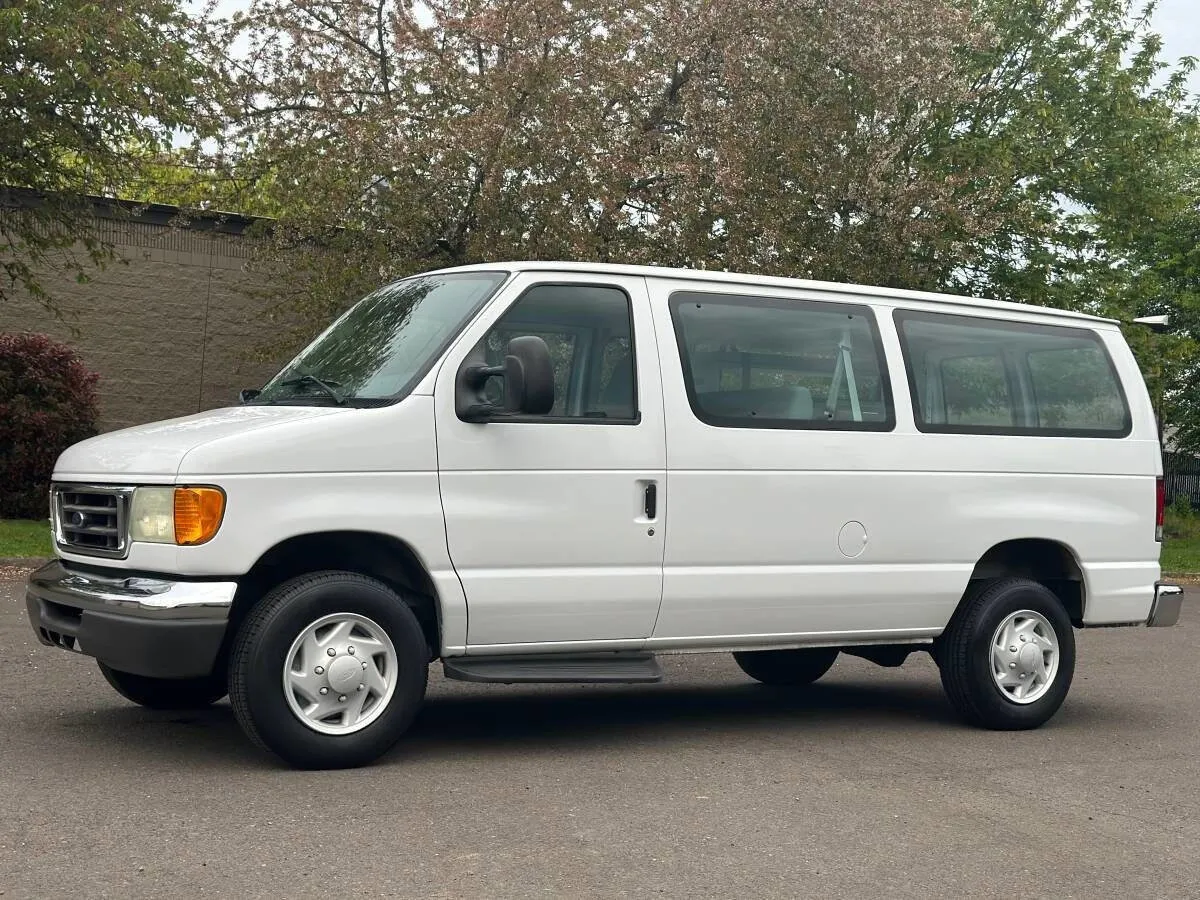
[1164,452,1200,509]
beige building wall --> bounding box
[0,206,289,433]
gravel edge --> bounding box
[0,557,50,569]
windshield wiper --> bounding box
[277,373,347,405]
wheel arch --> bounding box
[966,538,1086,626]
[225,531,442,663]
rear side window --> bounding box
[669,291,894,430]
[939,353,1013,426]
[895,311,1131,437]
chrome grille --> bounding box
[53,485,131,558]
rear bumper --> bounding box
[25,560,237,678]
[1148,582,1184,628]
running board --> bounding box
[442,653,663,684]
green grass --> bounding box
[1162,539,1200,576]
[1163,504,1200,575]
[0,519,53,559]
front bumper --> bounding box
[1148,582,1184,627]
[25,560,237,679]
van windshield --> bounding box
[254,272,507,406]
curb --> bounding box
[0,557,49,569]
[1165,573,1200,585]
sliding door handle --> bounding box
[644,483,658,520]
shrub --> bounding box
[1168,494,1195,519]
[0,333,99,519]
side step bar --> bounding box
[443,653,663,684]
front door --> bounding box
[434,272,666,650]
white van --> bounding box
[26,262,1182,768]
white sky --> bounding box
[1151,0,1200,95]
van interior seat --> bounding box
[787,386,813,420]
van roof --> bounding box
[429,260,1120,326]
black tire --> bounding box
[98,662,226,710]
[936,577,1076,730]
[228,572,429,769]
[732,647,839,686]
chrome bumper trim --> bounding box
[27,560,235,621]
[1148,582,1184,628]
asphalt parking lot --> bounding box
[2,574,1198,899]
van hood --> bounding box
[55,405,347,480]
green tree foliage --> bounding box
[1122,148,1200,452]
[109,149,287,218]
[940,1,1195,307]
[0,0,221,308]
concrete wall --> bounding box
[0,205,289,433]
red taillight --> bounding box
[1156,476,1166,542]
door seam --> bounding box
[642,274,671,639]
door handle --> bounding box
[644,483,658,520]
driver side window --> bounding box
[481,284,638,421]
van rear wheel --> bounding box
[733,647,839,685]
[228,572,429,769]
[936,577,1075,730]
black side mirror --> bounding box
[239,388,261,404]
[501,336,555,414]
[457,335,555,421]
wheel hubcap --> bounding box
[990,610,1059,705]
[283,613,398,734]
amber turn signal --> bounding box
[174,487,226,546]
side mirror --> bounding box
[501,336,555,414]
[239,388,261,404]
[457,335,555,421]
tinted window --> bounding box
[1028,347,1129,431]
[481,284,636,421]
[670,292,893,430]
[940,354,1013,426]
[896,311,1130,436]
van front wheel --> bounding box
[733,647,839,685]
[228,572,429,769]
[936,577,1075,730]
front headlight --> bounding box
[130,487,175,543]
[129,486,226,546]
